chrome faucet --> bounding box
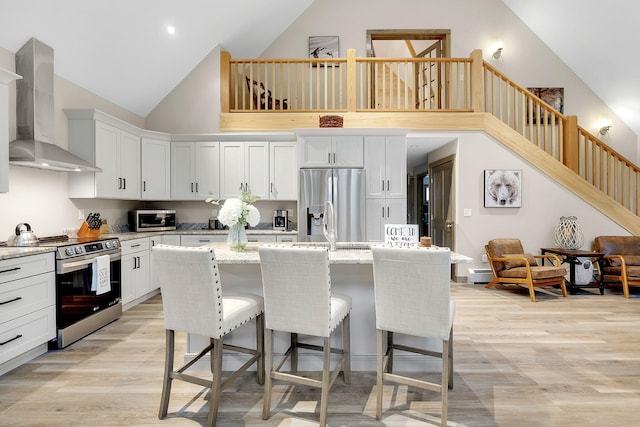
[323,200,337,251]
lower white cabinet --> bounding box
[149,234,181,291]
[276,235,298,243]
[121,238,151,310]
[247,235,276,243]
[0,253,56,374]
[366,198,407,242]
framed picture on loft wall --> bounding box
[309,36,339,59]
[484,169,522,208]
[527,87,564,124]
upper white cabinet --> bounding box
[141,133,171,200]
[171,141,220,200]
[299,135,363,168]
[364,136,406,199]
[269,141,297,200]
[66,109,141,199]
[220,141,269,199]
[0,68,21,194]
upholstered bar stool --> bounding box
[372,246,455,427]
[258,245,352,427]
[152,245,264,427]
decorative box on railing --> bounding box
[319,115,343,128]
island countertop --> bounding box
[200,242,473,264]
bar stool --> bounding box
[372,246,455,427]
[258,245,351,427]
[152,245,264,427]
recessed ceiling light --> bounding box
[167,25,176,35]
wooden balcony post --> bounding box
[220,50,231,114]
[347,49,356,112]
[563,115,580,173]
[470,49,485,112]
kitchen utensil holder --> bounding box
[77,221,101,237]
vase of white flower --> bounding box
[206,191,261,252]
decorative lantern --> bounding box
[553,216,584,250]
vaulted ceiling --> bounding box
[1,0,638,138]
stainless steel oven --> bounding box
[40,236,122,349]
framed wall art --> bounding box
[309,36,339,59]
[484,169,522,208]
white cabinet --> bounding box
[299,136,363,168]
[121,238,151,310]
[171,141,220,200]
[246,235,276,243]
[269,142,298,200]
[180,234,227,247]
[141,134,171,200]
[149,234,181,292]
[364,136,406,199]
[0,253,56,375]
[66,109,141,199]
[220,141,269,199]
[366,198,407,242]
[276,235,298,243]
[0,68,21,193]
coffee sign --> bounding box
[384,224,419,247]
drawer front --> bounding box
[0,253,55,284]
[276,235,298,243]
[247,235,276,243]
[0,272,55,323]
[180,235,227,247]
[121,237,150,254]
[0,305,56,365]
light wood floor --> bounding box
[1,283,640,426]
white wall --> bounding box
[0,47,145,236]
[451,131,628,276]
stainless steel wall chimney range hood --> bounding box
[9,38,101,172]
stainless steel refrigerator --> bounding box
[298,168,366,242]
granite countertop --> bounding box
[106,229,298,242]
[201,242,473,265]
[0,246,57,261]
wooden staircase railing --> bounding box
[221,49,639,220]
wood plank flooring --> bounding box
[1,283,640,426]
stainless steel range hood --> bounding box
[9,38,101,172]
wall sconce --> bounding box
[598,119,612,136]
[493,47,503,60]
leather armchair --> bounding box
[485,238,568,302]
[593,236,640,298]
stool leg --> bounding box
[342,313,351,384]
[256,313,265,385]
[158,329,174,419]
[319,336,331,427]
[441,337,450,427]
[387,331,394,373]
[448,328,454,390]
[262,328,273,420]
[208,338,223,427]
[290,332,298,373]
[376,328,384,420]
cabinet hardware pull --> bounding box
[0,267,20,274]
[0,334,23,346]
[143,181,146,192]
[123,178,126,190]
[381,207,385,218]
[0,296,22,305]
[387,180,390,191]
[271,183,274,194]
[332,152,336,163]
[381,180,384,191]
[328,153,331,163]
[118,177,122,189]
[191,182,194,192]
[387,206,390,217]
[131,244,141,248]
[198,239,210,243]
[195,182,198,193]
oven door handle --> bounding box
[59,252,121,274]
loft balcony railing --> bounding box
[221,49,640,216]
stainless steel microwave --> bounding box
[129,210,176,232]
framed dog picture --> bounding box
[484,169,522,208]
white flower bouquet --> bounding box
[206,191,261,227]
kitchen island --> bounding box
[184,242,471,372]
